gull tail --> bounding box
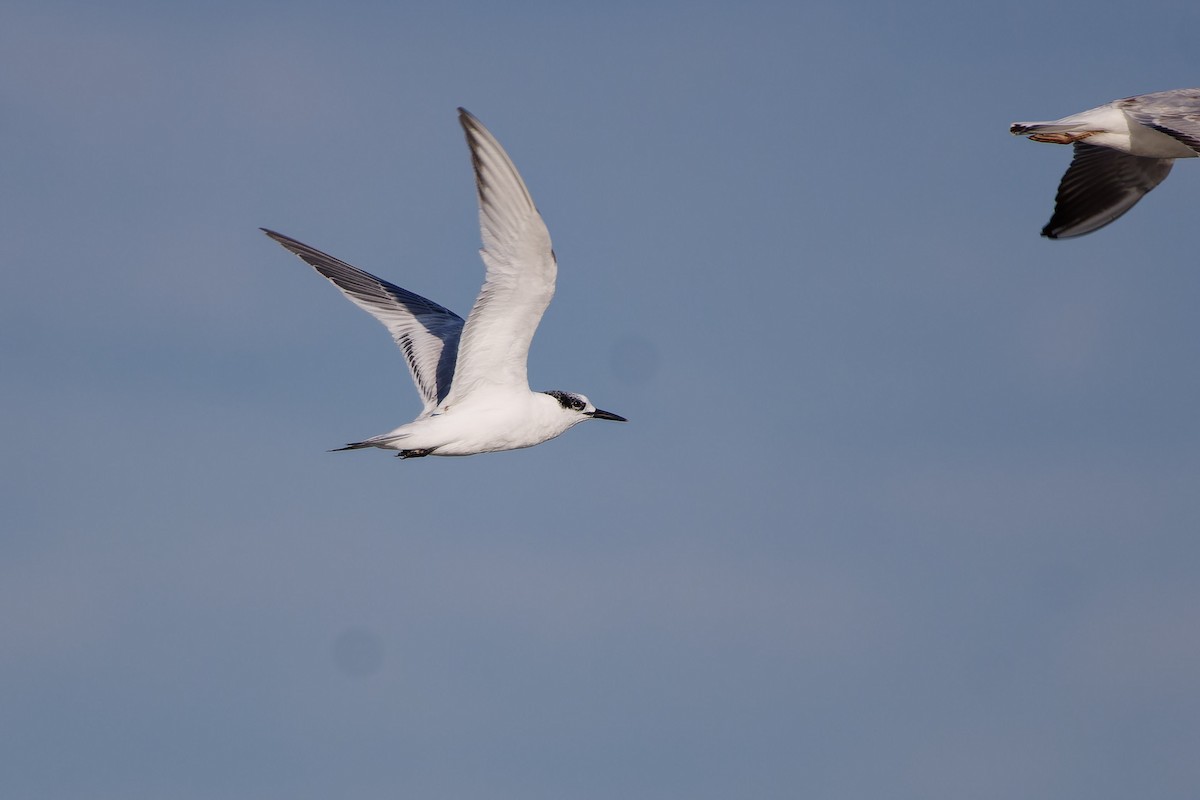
[1010,121,1078,136]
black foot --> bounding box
[396,448,435,459]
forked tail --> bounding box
[330,441,376,452]
[328,432,410,452]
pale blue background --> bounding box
[4,1,1200,798]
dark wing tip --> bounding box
[259,227,321,260]
[457,107,480,131]
[260,227,295,247]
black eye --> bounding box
[545,390,587,412]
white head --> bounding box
[542,390,627,429]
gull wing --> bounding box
[1118,88,1200,152]
[262,228,463,415]
[1042,143,1173,239]
[445,108,557,402]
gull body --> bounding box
[1010,88,1200,238]
[264,109,624,459]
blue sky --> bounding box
[4,1,1200,798]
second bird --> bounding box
[1011,88,1200,239]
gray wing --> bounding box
[262,228,463,415]
[1118,88,1200,152]
[1041,143,1174,239]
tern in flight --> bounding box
[1011,88,1200,238]
[263,108,625,458]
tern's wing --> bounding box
[444,108,557,402]
[1118,88,1200,152]
[1041,143,1173,239]
[262,228,463,414]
